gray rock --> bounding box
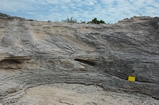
[0,13,159,104]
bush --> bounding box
[88,18,105,24]
[47,20,51,22]
[80,20,86,23]
[28,19,34,21]
[62,17,77,23]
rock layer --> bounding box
[0,13,159,104]
[15,83,159,105]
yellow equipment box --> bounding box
[128,76,136,82]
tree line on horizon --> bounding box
[61,17,106,24]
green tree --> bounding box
[88,18,105,24]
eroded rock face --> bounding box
[0,13,159,104]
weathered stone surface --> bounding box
[0,13,159,104]
[15,83,159,105]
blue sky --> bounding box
[0,0,159,23]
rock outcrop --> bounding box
[0,13,159,104]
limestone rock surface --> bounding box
[0,13,159,104]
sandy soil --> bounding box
[15,83,159,105]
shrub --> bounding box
[80,20,86,23]
[62,17,77,23]
[88,18,105,24]
[28,19,34,21]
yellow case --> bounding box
[128,76,136,82]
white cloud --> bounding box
[0,0,36,12]
[87,1,94,5]
[101,0,115,4]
